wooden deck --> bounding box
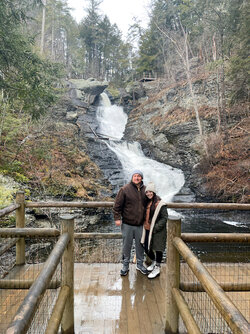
[74,263,167,334]
[0,263,249,333]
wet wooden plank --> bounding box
[74,263,167,334]
[135,275,154,334]
[152,268,166,325]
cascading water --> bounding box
[96,93,185,202]
[96,93,128,140]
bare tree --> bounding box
[155,21,208,154]
[40,0,46,54]
[212,34,222,132]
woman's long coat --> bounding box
[141,200,168,252]
[151,204,168,252]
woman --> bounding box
[141,182,168,278]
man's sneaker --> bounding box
[136,265,149,275]
[147,261,156,272]
[148,265,160,279]
[120,267,129,276]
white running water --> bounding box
[223,221,248,228]
[96,94,127,140]
[96,93,185,201]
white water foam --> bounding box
[96,94,127,140]
[223,220,248,228]
[96,93,185,201]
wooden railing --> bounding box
[0,211,75,334]
[0,191,250,333]
[165,216,250,334]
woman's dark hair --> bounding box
[146,193,161,219]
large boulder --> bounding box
[68,78,109,107]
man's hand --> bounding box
[115,220,121,226]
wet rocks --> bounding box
[68,78,109,107]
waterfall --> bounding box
[96,94,127,140]
[97,93,185,202]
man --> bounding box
[113,169,148,276]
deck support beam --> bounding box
[165,216,181,333]
[15,191,25,265]
[45,285,70,334]
[61,215,75,334]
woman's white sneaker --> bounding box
[148,265,160,279]
[147,261,156,272]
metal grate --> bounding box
[75,238,123,263]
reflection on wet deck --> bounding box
[74,263,167,334]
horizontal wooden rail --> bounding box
[74,232,122,239]
[45,285,70,334]
[167,203,250,210]
[0,228,60,238]
[172,288,201,334]
[180,282,250,292]
[74,232,250,241]
[0,203,20,217]
[25,201,114,208]
[6,233,69,334]
[173,237,250,334]
[0,279,61,289]
[25,201,250,210]
[0,238,19,256]
[181,233,250,243]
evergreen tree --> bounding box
[137,0,169,77]
[79,0,131,83]
[0,0,62,119]
[79,0,103,78]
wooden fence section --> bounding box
[0,215,75,334]
[166,217,250,334]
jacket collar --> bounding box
[131,181,144,189]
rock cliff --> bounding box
[121,72,249,202]
[122,73,219,200]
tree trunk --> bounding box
[220,32,226,125]
[51,5,55,60]
[40,0,46,54]
[212,34,222,132]
[183,29,203,138]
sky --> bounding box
[67,0,151,37]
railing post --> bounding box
[60,214,75,334]
[165,215,181,333]
[15,191,25,265]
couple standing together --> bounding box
[113,169,168,279]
